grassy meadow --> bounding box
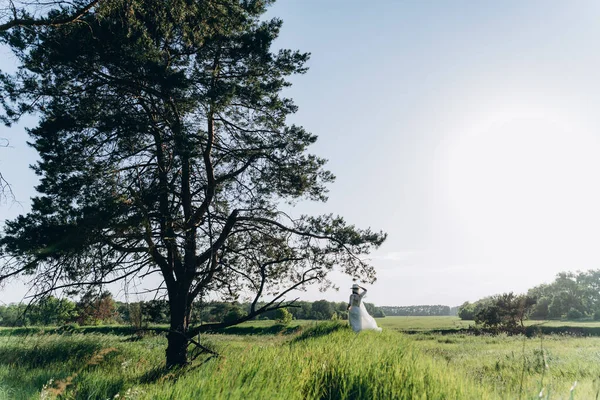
[1,317,600,399]
[377,316,474,331]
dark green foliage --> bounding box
[141,300,170,324]
[381,305,450,317]
[219,324,300,336]
[127,302,146,333]
[0,1,100,32]
[311,300,334,320]
[529,296,551,319]
[0,0,385,366]
[29,296,78,326]
[458,298,494,321]
[567,307,583,320]
[461,269,600,323]
[0,297,77,326]
[528,271,595,319]
[223,306,246,324]
[364,303,385,318]
[76,291,118,325]
[473,293,536,330]
[0,298,384,327]
[474,304,502,327]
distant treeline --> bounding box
[380,305,459,317]
[459,270,600,323]
[0,295,386,327]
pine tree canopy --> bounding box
[0,0,386,366]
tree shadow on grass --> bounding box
[139,337,219,384]
[399,325,600,337]
[0,325,169,337]
[138,365,179,384]
[79,325,168,336]
[215,324,302,336]
[0,323,306,338]
[138,353,217,385]
[524,325,600,337]
[0,327,48,337]
[0,340,100,368]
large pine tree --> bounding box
[0,0,385,366]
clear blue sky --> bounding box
[3,0,600,306]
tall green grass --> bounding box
[2,320,600,399]
[0,332,164,399]
[412,332,600,399]
[140,322,486,400]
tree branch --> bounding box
[190,272,319,335]
[0,0,100,31]
[195,209,239,267]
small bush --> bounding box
[275,308,293,325]
[223,307,246,324]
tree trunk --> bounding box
[166,294,189,367]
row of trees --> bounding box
[458,270,600,329]
[0,292,117,326]
[380,305,458,317]
[0,295,385,327]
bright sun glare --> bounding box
[443,109,600,268]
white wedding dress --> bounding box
[348,292,382,333]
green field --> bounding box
[2,317,600,399]
[377,316,474,331]
[379,315,600,330]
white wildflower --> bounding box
[39,378,54,400]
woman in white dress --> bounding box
[347,284,382,333]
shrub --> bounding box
[224,307,246,324]
[473,293,536,331]
[275,308,293,325]
[475,305,501,327]
[458,302,476,320]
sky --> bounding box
[3,0,600,307]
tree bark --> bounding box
[165,293,189,367]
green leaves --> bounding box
[0,1,385,365]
